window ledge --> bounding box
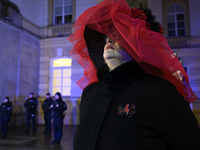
[166,36,200,48]
[47,23,74,37]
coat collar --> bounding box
[97,60,144,95]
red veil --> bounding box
[68,0,197,103]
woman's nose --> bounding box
[106,37,115,44]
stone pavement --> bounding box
[0,125,77,150]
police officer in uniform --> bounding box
[0,97,13,138]
[51,92,67,144]
[42,93,54,134]
[24,92,38,133]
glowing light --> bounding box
[53,59,62,67]
[53,79,61,86]
[52,58,72,96]
[63,78,71,86]
[53,70,61,77]
[62,87,71,95]
[53,87,61,95]
[63,69,71,77]
[53,58,72,67]
[63,58,72,66]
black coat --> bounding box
[74,61,200,150]
[42,98,54,114]
[24,98,38,114]
[0,101,13,116]
[52,99,67,118]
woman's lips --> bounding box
[106,45,114,50]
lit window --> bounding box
[54,0,73,24]
[167,4,185,37]
[51,58,72,96]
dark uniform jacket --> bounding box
[42,98,54,114]
[73,61,200,150]
[52,99,67,118]
[24,98,38,114]
[0,101,13,116]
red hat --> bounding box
[68,0,197,103]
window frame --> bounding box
[53,0,73,25]
[163,0,190,38]
[50,57,72,97]
[167,3,185,37]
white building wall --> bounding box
[9,0,48,35]
[0,18,41,127]
[9,0,40,35]
[39,0,49,27]
[10,0,40,26]
[76,0,98,20]
[148,0,163,25]
[189,0,200,37]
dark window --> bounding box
[168,30,176,36]
[177,22,185,28]
[177,14,184,21]
[178,29,185,36]
[167,4,185,37]
[55,16,62,24]
[65,15,72,23]
[168,23,175,29]
[54,0,73,24]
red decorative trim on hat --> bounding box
[159,25,164,34]
[131,8,163,34]
[131,8,147,20]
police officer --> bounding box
[0,97,13,138]
[51,92,67,144]
[42,93,54,134]
[24,92,38,133]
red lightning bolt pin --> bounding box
[124,104,130,115]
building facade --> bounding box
[0,0,200,126]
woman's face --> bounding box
[4,98,8,103]
[103,37,132,70]
[55,94,59,100]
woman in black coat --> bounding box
[0,97,13,138]
[68,0,200,149]
[51,92,67,144]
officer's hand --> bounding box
[32,105,34,108]
[50,104,53,108]
[56,104,59,107]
